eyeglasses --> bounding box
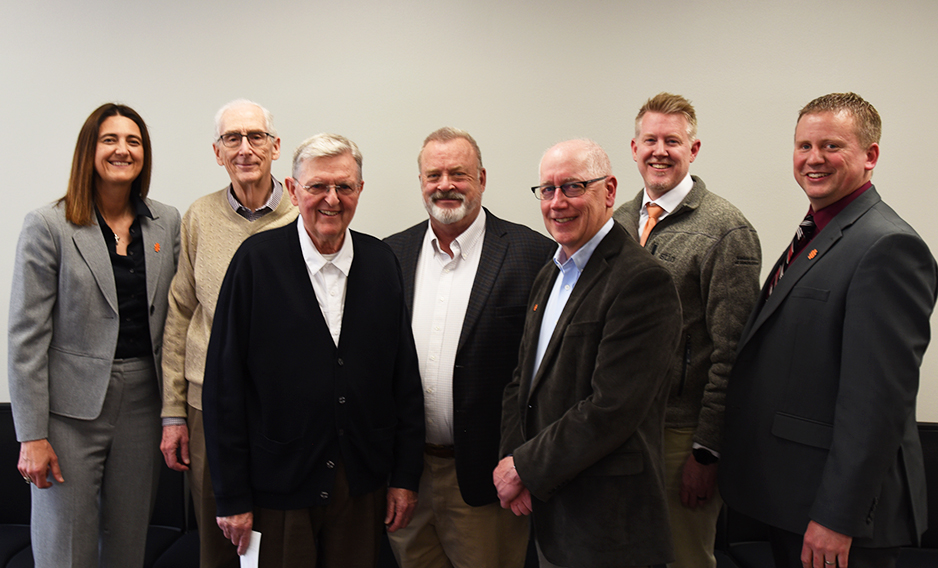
[531,176,607,200]
[296,181,361,196]
[217,131,274,149]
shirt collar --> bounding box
[426,207,487,259]
[642,172,693,214]
[296,215,354,276]
[95,191,153,222]
[810,181,872,234]
[553,217,614,272]
[227,176,283,216]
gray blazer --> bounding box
[722,187,937,547]
[8,199,181,442]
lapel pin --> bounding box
[154,243,161,253]
[533,303,538,312]
[807,249,817,259]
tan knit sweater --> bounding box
[161,186,297,417]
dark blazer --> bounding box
[500,221,682,568]
[202,223,425,517]
[721,187,938,547]
[385,208,554,506]
[9,200,180,441]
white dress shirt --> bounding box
[296,216,353,347]
[638,172,694,238]
[411,209,487,445]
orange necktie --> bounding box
[640,203,664,247]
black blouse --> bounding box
[94,195,153,359]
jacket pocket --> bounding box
[789,286,830,302]
[771,412,833,449]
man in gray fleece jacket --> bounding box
[613,93,762,568]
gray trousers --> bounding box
[30,357,161,568]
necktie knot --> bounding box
[767,212,817,298]
[640,203,664,247]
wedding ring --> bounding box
[23,476,31,485]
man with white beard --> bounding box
[385,127,554,568]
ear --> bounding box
[604,175,617,207]
[631,139,639,162]
[478,167,487,191]
[271,137,281,161]
[864,142,879,171]
[285,178,300,206]
[689,139,701,162]
[213,143,224,166]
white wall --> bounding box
[3,0,938,418]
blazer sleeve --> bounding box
[810,231,937,536]
[8,210,59,442]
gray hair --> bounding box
[213,99,277,140]
[292,133,363,180]
[418,127,483,171]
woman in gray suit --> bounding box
[9,103,180,567]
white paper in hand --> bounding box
[239,530,261,568]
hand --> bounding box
[508,488,532,516]
[801,520,852,568]
[160,424,190,471]
[18,439,64,489]
[217,512,253,555]
[493,456,526,509]
[384,487,418,532]
[679,453,718,509]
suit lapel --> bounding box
[458,212,507,353]
[396,223,426,315]
[72,224,118,314]
[140,209,167,309]
[739,188,881,347]
[520,267,556,404]
[527,228,618,399]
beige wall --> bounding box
[2,0,937,418]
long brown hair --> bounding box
[61,103,152,225]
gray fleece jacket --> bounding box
[613,176,761,451]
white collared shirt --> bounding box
[411,209,487,445]
[638,173,693,237]
[533,217,613,376]
[296,216,354,347]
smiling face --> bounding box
[93,115,145,189]
[632,111,700,200]
[213,103,280,190]
[286,152,362,254]
[793,111,879,210]
[539,140,616,258]
[419,138,486,234]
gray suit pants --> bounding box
[30,357,161,568]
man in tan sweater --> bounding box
[159,99,297,567]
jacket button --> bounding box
[338,397,346,404]
[326,460,335,469]
[337,358,344,366]
[320,492,329,499]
